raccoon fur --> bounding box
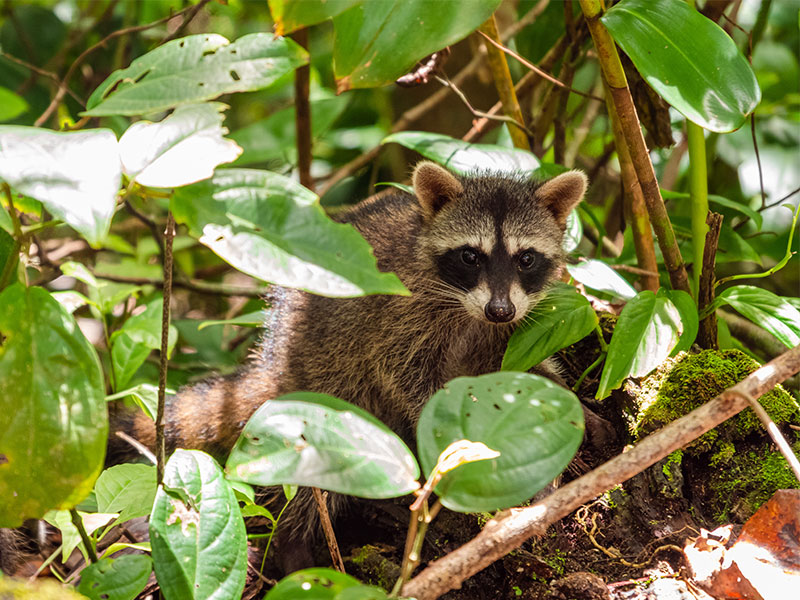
[110,161,588,569]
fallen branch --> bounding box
[402,344,800,599]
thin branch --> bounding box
[70,508,98,564]
[0,51,85,106]
[114,431,157,465]
[312,487,345,573]
[402,344,800,599]
[293,28,314,192]
[160,0,212,44]
[697,212,723,349]
[92,271,266,299]
[476,30,604,102]
[34,0,211,127]
[155,212,175,486]
[750,114,766,210]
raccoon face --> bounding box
[413,162,587,325]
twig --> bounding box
[34,1,211,127]
[293,28,314,192]
[70,508,98,564]
[402,344,800,599]
[92,271,266,299]
[155,212,175,486]
[160,0,212,44]
[476,30,604,102]
[697,212,723,349]
[750,114,766,210]
[115,431,157,465]
[124,200,164,263]
[0,51,85,106]
[311,487,345,572]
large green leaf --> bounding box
[110,299,178,390]
[0,127,120,247]
[150,450,247,600]
[333,0,501,90]
[0,285,107,526]
[502,283,598,372]
[0,86,28,121]
[662,190,763,231]
[171,168,408,297]
[566,260,637,300]
[84,34,308,116]
[94,464,157,525]
[118,102,241,188]
[383,131,539,175]
[713,285,800,348]
[596,289,685,399]
[227,393,420,498]
[670,217,761,265]
[268,0,361,36]
[265,568,389,600]
[602,0,760,132]
[417,373,584,513]
[77,555,152,600]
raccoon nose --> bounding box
[485,298,516,323]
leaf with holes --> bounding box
[77,555,152,600]
[596,289,685,399]
[602,0,760,132]
[502,283,598,372]
[119,103,241,188]
[334,0,500,90]
[0,127,120,247]
[417,373,584,513]
[84,34,308,116]
[383,131,538,175]
[227,392,420,498]
[0,284,107,527]
[171,169,408,297]
[150,450,247,600]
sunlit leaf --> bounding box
[567,260,637,300]
[713,285,800,348]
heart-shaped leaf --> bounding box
[713,285,800,348]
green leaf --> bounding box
[665,289,698,355]
[714,285,800,348]
[84,34,308,116]
[333,0,501,90]
[670,217,761,265]
[417,372,584,513]
[266,568,389,599]
[269,0,361,36]
[596,289,684,399]
[601,0,760,132]
[502,283,598,372]
[567,260,637,300]
[0,86,28,121]
[171,168,408,297]
[150,450,247,600]
[77,555,152,600]
[0,127,120,246]
[0,284,107,527]
[45,510,117,563]
[106,383,172,422]
[110,299,178,390]
[198,310,265,330]
[94,464,157,524]
[227,393,420,498]
[119,102,241,188]
[383,131,539,175]
[60,261,141,315]
[662,189,763,231]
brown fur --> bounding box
[111,163,587,565]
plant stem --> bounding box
[292,27,314,192]
[573,353,605,393]
[579,0,691,297]
[478,15,531,151]
[155,211,175,486]
[70,508,98,564]
[687,122,709,296]
[0,184,22,291]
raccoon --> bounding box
[111,161,588,568]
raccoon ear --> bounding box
[413,161,463,219]
[537,170,588,228]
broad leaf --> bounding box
[60,261,141,315]
[106,383,172,422]
[265,568,389,600]
[666,289,698,355]
[334,0,501,90]
[227,393,420,498]
[0,284,107,527]
[662,189,763,231]
[268,0,361,36]
[171,168,408,297]
[85,34,308,116]
[602,0,760,132]
[714,285,800,348]
[0,86,28,121]
[94,464,157,524]
[417,373,583,512]
[0,127,120,246]
[77,555,152,600]
[110,299,178,390]
[383,131,539,175]
[502,283,598,372]
[567,260,637,300]
[119,103,241,188]
[670,217,761,265]
[45,510,117,563]
[596,289,684,399]
[150,450,247,600]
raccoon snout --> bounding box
[485,297,516,323]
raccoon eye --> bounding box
[518,251,536,270]
[461,248,480,266]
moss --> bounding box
[635,349,799,454]
[662,450,683,482]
